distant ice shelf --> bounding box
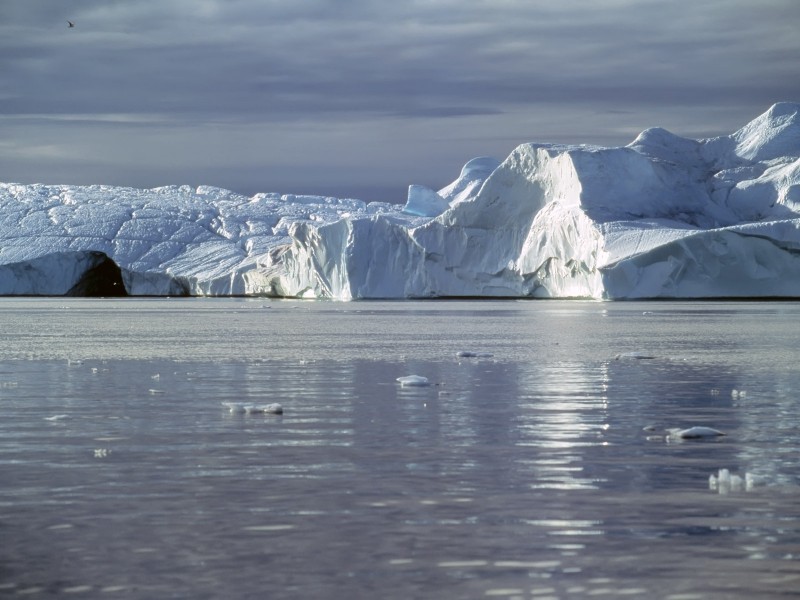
[1,102,799,299]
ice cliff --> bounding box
[1,102,799,299]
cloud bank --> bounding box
[2,0,799,200]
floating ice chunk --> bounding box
[396,375,430,387]
[222,402,247,414]
[456,351,494,358]
[245,403,284,415]
[646,425,726,442]
[615,352,656,360]
[709,468,757,494]
[744,472,764,491]
[222,401,283,415]
[668,426,726,440]
[44,414,69,421]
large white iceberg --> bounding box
[1,103,799,299]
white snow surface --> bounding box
[2,103,800,299]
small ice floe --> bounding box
[667,426,726,440]
[44,414,69,422]
[455,351,494,359]
[615,352,656,360]
[222,401,283,415]
[396,375,430,387]
[709,468,760,494]
[246,403,284,415]
[223,402,247,414]
[645,425,726,442]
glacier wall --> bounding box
[1,103,799,298]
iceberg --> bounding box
[1,103,799,299]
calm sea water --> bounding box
[0,298,798,599]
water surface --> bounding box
[0,299,798,598]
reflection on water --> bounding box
[0,299,798,598]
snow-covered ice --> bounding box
[2,103,800,299]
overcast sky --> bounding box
[2,0,799,201]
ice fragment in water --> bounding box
[396,375,430,387]
[222,402,283,415]
[615,352,656,360]
[456,351,494,358]
[668,426,725,440]
[246,403,284,415]
[709,468,758,494]
[44,414,69,421]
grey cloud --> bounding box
[1,0,799,198]
[7,1,799,117]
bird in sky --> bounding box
[67,21,75,28]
